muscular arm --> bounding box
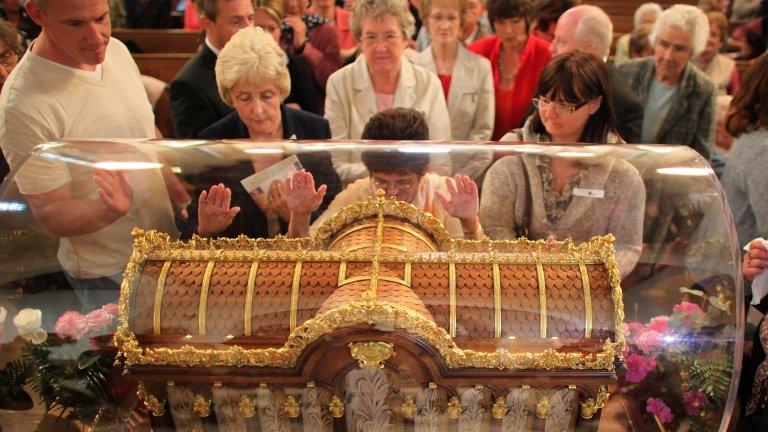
[25,169,131,237]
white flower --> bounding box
[13,308,46,344]
[0,306,6,323]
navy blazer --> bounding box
[170,45,234,138]
[182,106,340,240]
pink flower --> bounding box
[636,330,663,353]
[85,309,113,330]
[673,301,703,314]
[647,316,670,333]
[646,397,674,424]
[683,390,708,416]
[627,322,645,335]
[624,353,656,383]
[100,303,119,317]
[54,311,88,340]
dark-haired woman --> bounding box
[284,108,483,239]
[479,51,644,277]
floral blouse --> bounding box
[536,156,587,226]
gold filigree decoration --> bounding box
[446,396,461,419]
[193,394,212,417]
[137,382,164,417]
[449,261,457,337]
[244,261,259,336]
[329,395,344,418]
[575,253,593,338]
[290,260,303,331]
[493,262,502,338]
[402,396,416,419]
[117,301,621,370]
[198,260,215,335]
[535,252,547,338]
[536,396,551,419]
[349,341,394,368]
[283,396,300,418]
[238,395,256,418]
[492,397,508,420]
[580,386,609,419]
[152,260,172,335]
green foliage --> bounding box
[0,359,31,400]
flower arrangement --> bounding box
[621,294,733,431]
[0,304,122,424]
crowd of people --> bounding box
[0,0,767,427]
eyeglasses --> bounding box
[532,97,589,114]
[360,32,402,46]
[0,50,18,68]
[371,175,418,191]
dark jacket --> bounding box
[170,44,233,138]
[607,63,643,143]
[285,53,321,115]
[184,105,341,239]
[618,58,715,159]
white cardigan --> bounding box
[324,55,452,182]
[414,44,494,181]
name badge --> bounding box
[573,188,604,198]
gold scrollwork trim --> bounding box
[349,341,394,368]
[338,260,347,286]
[535,253,547,338]
[580,385,609,419]
[449,261,457,337]
[137,382,165,417]
[493,262,501,338]
[340,275,410,287]
[345,243,408,253]
[198,260,215,335]
[575,254,593,339]
[404,261,411,286]
[153,260,172,335]
[244,261,259,336]
[117,301,620,370]
[290,261,303,331]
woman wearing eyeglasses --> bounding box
[286,108,483,239]
[480,51,645,277]
[324,0,451,183]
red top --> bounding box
[468,35,552,140]
[307,6,356,51]
[438,74,452,100]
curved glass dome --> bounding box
[0,139,742,432]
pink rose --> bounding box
[627,322,644,335]
[672,301,706,326]
[54,311,88,340]
[646,397,674,424]
[85,309,113,330]
[624,352,656,383]
[647,316,670,333]
[673,301,703,314]
[100,303,119,317]
[636,330,663,353]
[683,390,708,416]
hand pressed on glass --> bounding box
[197,183,241,237]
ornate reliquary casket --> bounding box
[116,192,625,432]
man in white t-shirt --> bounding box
[0,0,178,309]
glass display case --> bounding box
[0,139,743,432]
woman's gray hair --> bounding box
[351,0,416,40]
[649,4,709,57]
[214,27,291,105]
[633,3,662,28]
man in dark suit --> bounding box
[170,0,256,138]
[549,5,644,143]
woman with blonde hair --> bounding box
[184,27,341,240]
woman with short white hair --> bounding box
[186,27,341,240]
[324,0,451,182]
[614,2,663,66]
[618,4,716,159]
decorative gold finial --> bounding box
[595,386,609,408]
[580,386,609,419]
[446,396,461,419]
[402,396,416,419]
[238,395,256,418]
[329,396,344,418]
[491,397,507,420]
[137,383,165,417]
[535,396,551,419]
[348,341,394,368]
[375,188,387,199]
[283,396,300,418]
[193,395,212,418]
